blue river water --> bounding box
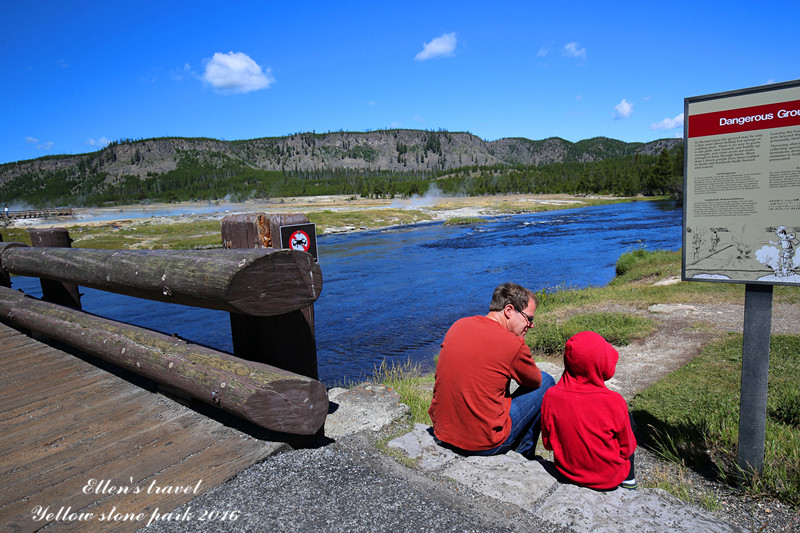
[10,200,682,385]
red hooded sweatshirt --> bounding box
[541,331,636,490]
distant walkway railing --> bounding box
[2,208,74,219]
[0,213,327,435]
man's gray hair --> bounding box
[489,282,537,312]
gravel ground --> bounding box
[141,432,573,533]
[139,427,799,533]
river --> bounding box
[10,200,683,385]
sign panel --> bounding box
[279,223,318,262]
[683,80,800,285]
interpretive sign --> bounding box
[683,79,800,285]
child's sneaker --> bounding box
[620,478,637,490]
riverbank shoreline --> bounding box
[5,193,644,234]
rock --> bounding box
[387,423,460,470]
[653,276,682,286]
[389,423,746,533]
[325,383,410,439]
[536,484,746,532]
[648,303,698,314]
[444,453,559,508]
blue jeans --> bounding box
[442,371,555,457]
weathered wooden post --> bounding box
[221,213,319,379]
[29,227,82,309]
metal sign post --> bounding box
[738,284,773,475]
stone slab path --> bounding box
[388,423,745,533]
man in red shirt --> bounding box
[428,282,555,457]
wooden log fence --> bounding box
[0,285,327,435]
[0,245,321,316]
[0,216,328,435]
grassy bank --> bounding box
[0,208,434,250]
[373,249,800,507]
[632,333,800,506]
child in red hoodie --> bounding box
[541,331,637,490]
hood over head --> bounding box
[559,331,618,389]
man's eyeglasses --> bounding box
[516,309,534,326]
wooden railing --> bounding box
[0,213,327,436]
[2,208,74,219]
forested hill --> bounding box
[0,130,683,207]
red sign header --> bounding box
[688,99,800,138]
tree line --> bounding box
[0,145,683,208]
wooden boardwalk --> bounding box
[0,322,284,532]
[2,208,74,220]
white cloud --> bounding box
[26,136,53,150]
[203,51,275,94]
[562,42,586,59]
[415,32,457,61]
[614,99,634,119]
[651,113,684,130]
[537,46,550,58]
[87,137,111,147]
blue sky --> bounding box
[2,0,798,165]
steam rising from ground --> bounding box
[391,184,457,209]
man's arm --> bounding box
[510,346,542,388]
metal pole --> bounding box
[737,283,773,477]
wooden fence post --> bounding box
[221,213,319,380]
[29,227,82,309]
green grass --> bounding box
[442,217,486,225]
[1,220,224,250]
[307,208,430,234]
[0,208,431,250]
[631,334,800,506]
[371,359,435,426]
[526,311,657,356]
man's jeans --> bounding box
[442,371,556,457]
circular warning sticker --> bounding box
[289,230,310,252]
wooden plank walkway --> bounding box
[0,322,285,532]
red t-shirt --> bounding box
[428,315,542,451]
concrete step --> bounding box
[388,423,746,533]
